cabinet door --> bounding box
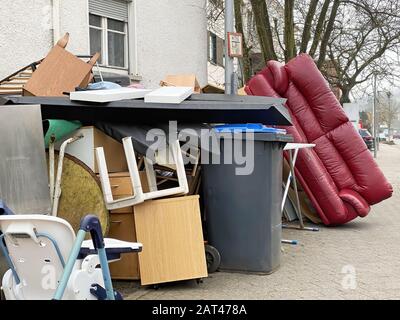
[108,212,140,280]
[134,196,208,285]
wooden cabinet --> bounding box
[106,173,207,285]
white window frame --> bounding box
[89,14,129,70]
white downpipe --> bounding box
[128,0,139,77]
[52,0,61,45]
[134,0,138,76]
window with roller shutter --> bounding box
[89,0,131,69]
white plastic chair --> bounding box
[96,137,189,210]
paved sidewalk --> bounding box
[119,143,400,300]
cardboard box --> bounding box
[55,126,128,173]
[238,86,248,96]
[23,33,99,97]
[202,83,225,94]
[160,74,201,94]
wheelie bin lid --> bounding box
[212,124,293,143]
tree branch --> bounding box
[234,0,252,82]
[249,0,277,61]
[317,0,341,68]
[300,0,318,53]
[309,0,331,58]
[273,18,286,53]
[284,0,296,61]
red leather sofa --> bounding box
[246,54,392,225]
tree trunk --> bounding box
[249,0,277,62]
[340,87,351,105]
[309,0,331,58]
[300,0,318,53]
[284,0,296,62]
[317,0,341,68]
[234,0,252,83]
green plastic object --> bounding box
[43,120,82,147]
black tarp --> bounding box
[94,121,218,158]
[0,94,291,126]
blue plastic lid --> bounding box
[213,124,287,134]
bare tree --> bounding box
[207,0,225,34]
[378,91,400,138]
[234,0,253,82]
[326,1,400,103]
[241,0,400,104]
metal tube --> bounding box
[53,230,86,300]
[281,176,291,213]
[225,0,235,94]
[289,149,304,229]
[97,247,115,300]
[0,234,20,284]
[282,239,298,245]
[49,136,55,204]
[36,233,66,268]
[51,135,83,216]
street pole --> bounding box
[225,0,235,94]
[373,73,378,158]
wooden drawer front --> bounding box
[108,212,140,280]
[108,172,150,197]
[109,176,133,196]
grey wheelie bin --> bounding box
[202,130,292,274]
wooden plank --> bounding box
[108,212,140,280]
[1,81,28,85]
[0,90,23,95]
[134,195,207,285]
[10,76,31,80]
[0,86,24,90]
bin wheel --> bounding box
[205,244,221,273]
[152,284,160,290]
[196,278,203,285]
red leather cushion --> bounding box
[246,54,393,225]
[339,189,370,218]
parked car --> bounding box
[393,133,400,139]
[359,129,374,150]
